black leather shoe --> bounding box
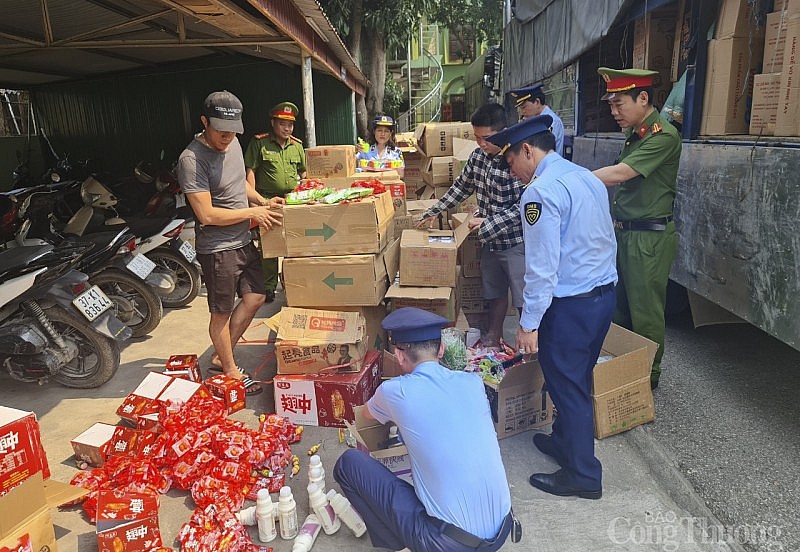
[533,433,564,465]
[651,379,659,390]
[265,290,276,303]
[528,470,602,500]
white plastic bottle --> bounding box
[326,489,367,537]
[307,482,340,535]
[278,485,299,539]
[256,488,277,542]
[235,505,256,526]
[308,466,326,494]
[292,514,322,552]
[308,455,326,488]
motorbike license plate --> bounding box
[178,240,196,262]
[126,253,156,280]
[72,285,113,322]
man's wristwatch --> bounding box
[520,325,537,333]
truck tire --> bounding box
[90,270,163,337]
[45,306,121,388]
[147,248,201,308]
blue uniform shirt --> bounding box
[519,152,617,330]
[367,361,511,539]
[542,105,565,157]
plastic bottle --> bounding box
[308,466,326,494]
[292,514,322,552]
[386,425,403,448]
[307,482,340,535]
[256,488,277,543]
[326,489,367,537]
[278,485,299,539]
[235,505,256,526]
[308,455,325,485]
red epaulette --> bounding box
[289,135,303,144]
[255,133,270,139]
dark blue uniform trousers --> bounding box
[334,448,511,552]
[538,286,615,489]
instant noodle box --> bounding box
[96,488,161,552]
[266,307,368,374]
[260,190,394,258]
[163,354,201,382]
[116,372,210,426]
[204,374,247,414]
[0,406,50,496]
[305,145,357,178]
[273,349,382,427]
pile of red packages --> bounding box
[179,503,273,552]
[70,392,300,550]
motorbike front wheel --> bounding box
[90,270,163,337]
[45,306,121,388]
[148,248,201,308]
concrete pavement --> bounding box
[0,291,739,551]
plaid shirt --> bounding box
[421,148,526,251]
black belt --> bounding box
[567,282,615,300]
[613,215,673,231]
[441,513,512,548]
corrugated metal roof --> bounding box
[0,0,365,94]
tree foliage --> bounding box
[429,0,503,63]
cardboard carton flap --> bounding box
[385,284,453,300]
[272,307,366,342]
[0,473,46,537]
[43,478,90,508]
[383,238,401,282]
[453,137,478,160]
[593,324,658,396]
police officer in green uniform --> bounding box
[593,68,681,389]
[244,101,306,301]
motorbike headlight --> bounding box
[50,171,61,183]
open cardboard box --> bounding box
[347,405,413,485]
[483,358,554,439]
[399,220,470,287]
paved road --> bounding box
[648,311,800,552]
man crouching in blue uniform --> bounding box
[333,307,514,552]
[489,115,618,499]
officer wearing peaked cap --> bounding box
[508,84,564,155]
[244,101,306,301]
[333,307,515,552]
[489,114,617,500]
[592,67,681,390]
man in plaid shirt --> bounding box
[418,104,526,345]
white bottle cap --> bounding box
[257,488,271,500]
[309,454,322,468]
[326,489,337,500]
[280,486,292,498]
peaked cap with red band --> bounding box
[598,67,658,100]
[271,101,299,121]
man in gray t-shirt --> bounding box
[177,90,283,395]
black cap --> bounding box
[203,90,244,134]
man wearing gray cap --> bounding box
[177,90,283,395]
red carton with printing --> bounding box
[96,489,161,552]
[0,406,50,496]
[71,422,117,467]
[204,374,246,414]
[164,354,201,382]
[273,349,382,427]
[116,372,174,423]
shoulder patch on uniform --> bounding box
[524,202,542,226]
[289,135,303,144]
[255,133,269,139]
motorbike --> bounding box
[0,241,131,388]
[6,186,165,338]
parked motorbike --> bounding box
[0,241,131,388]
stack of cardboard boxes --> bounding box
[697,0,800,136]
[414,122,473,199]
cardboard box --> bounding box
[632,6,678,107]
[381,349,402,379]
[283,238,400,307]
[305,145,356,178]
[421,156,456,185]
[313,304,388,351]
[701,36,764,135]
[414,122,473,157]
[385,284,458,322]
[484,359,554,439]
[164,354,201,382]
[715,0,767,38]
[116,372,173,423]
[672,0,691,81]
[204,374,247,414]
[322,170,401,189]
[452,137,478,177]
[403,151,424,186]
[399,223,470,287]
[260,190,394,258]
[0,473,87,550]
[267,307,368,374]
[452,212,481,277]
[0,406,50,496]
[763,11,790,72]
[347,405,413,484]
[71,422,117,467]
[750,72,781,134]
[592,324,658,439]
[458,271,486,313]
[776,15,800,135]
[96,489,161,552]
[274,349,382,427]
[387,182,407,215]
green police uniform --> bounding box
[243,132,306,293]
[613,107,681,385]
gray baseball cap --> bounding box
[203,90,244,134]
